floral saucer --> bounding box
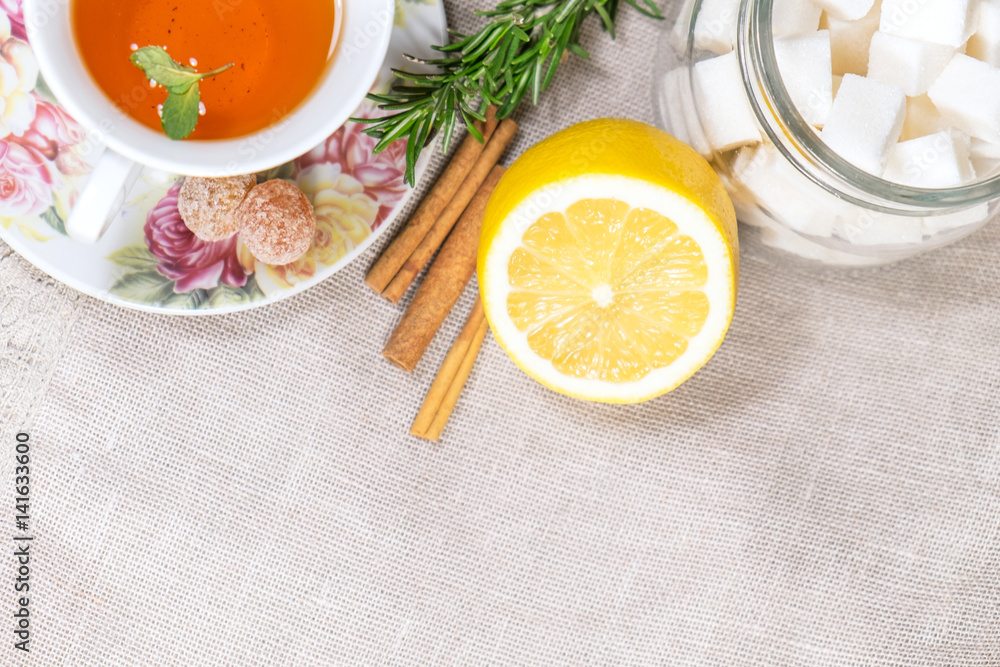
[0,0,446,314]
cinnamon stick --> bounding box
[365,106,499,294]
[382,118,518,303]
[382,166,505,373]
[411,298,489,441]
[480,104,499,145]
[425,317,489,441]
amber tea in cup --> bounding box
[72,0,336,140]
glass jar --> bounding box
[654,0,1000,267]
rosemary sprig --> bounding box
[354,0,663,186]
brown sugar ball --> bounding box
[236,179,316,265]
[178,174,257,242]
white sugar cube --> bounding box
[732,143,840,237]
[775,31,834,126]
[692,52,762,151]
[971,137,1000,159]
[837,211,923,245]
[928,54,1000,144]
[757,218,862,263]
[968,0,1000,67]
[660,68,713,156]
[821,74,906,175]
[867,32,955,96]
[900,94,950,141]
[729,145,774,213]
[880,0,977,48]
[824,3,881,76]
[922,204,991,234]
[972,156,1000,177]
[773,0,823,37]
[660,69,694,147]
[694,0,739,54]
[751,209,887,265]
[883,130,974,187]
[812,0,875,21]
[969,138,1000,175]
[731,142,777,183]
[670,0,698,52]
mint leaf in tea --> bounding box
[73,0,336,140]
[130,46,232,139]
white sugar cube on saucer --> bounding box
[813,0,875,21]
[880,0,977,48]
[773,0,823,37]
[867,31,955,96]
[824,3,881,76]
[968,0,1000,67]
[692,52,762,151]
[821,74,906,175]
[693,0,740,54]
[928,54,1000,144]
[900,94,950,141]
[883,130,974,187]
[922,203,991,234]
[775,31,834,126]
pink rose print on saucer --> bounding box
[0,4,96,225]
[106,103,416,307]
[0,38,39,139]
[295,106,408,230]
[267,104,412,288]
[108,182,265,309]
[0,140,54,217]
[14,99,86,162]
[0,0,26,41]
[0,92,92,221]
[144,182,248,293]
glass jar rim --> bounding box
[739,0,1000,212]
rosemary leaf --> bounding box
[352,0,663,186]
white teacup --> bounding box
[25,0,394,243]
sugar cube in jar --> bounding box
[657,0,999,266]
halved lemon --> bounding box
[478,119,739,404]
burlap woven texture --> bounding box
[2,1,1000,664]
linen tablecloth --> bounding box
[3,1,1000,664]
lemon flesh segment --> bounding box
[508,198,711,385]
